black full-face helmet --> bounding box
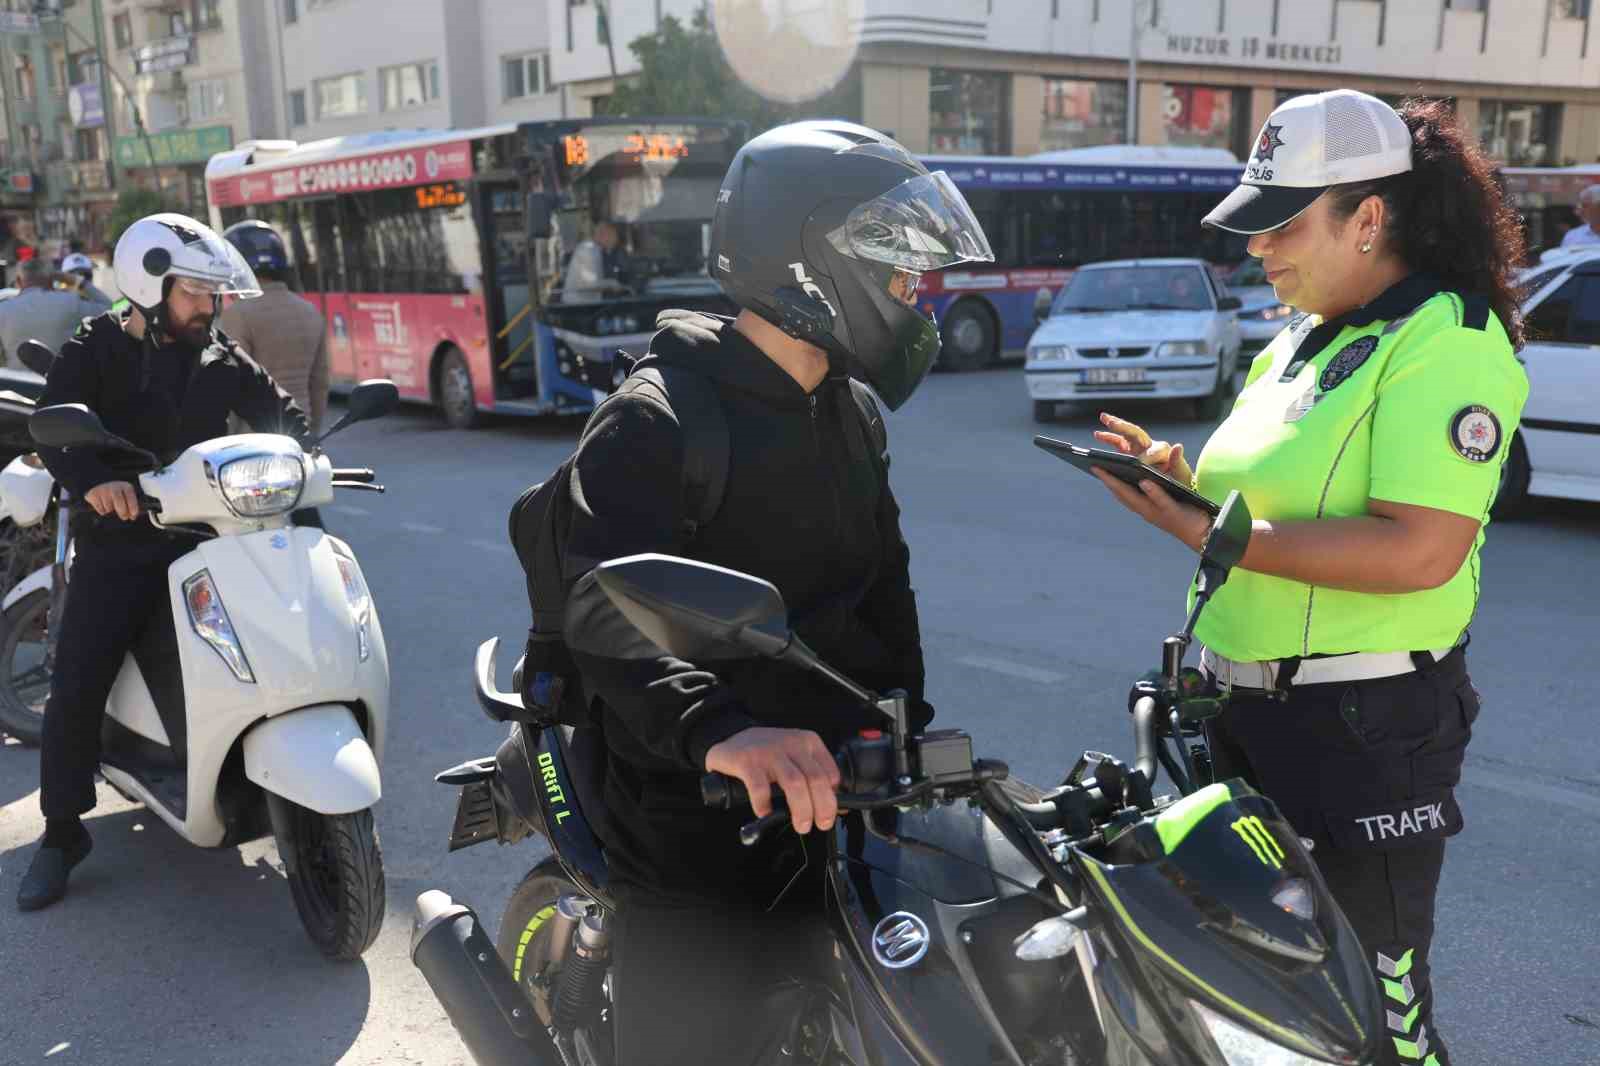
[709,120,993,409]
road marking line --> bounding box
[955,654,1067,686]
[401,521,445,535]
[467,538,514,555]
[1462,767,1600,817]
[333,504,370,516]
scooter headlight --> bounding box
[183,570,254,683]
[217,453,305,517]
[1190,1001,1339,1065]
[335,554,373,662]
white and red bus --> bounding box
[918,146,1249,370]
[206,119,744,427]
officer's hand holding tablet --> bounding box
[1077,91,1530,1066]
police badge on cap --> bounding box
[1203,90,1415,235]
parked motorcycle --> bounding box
[0,339,66,741]
[412,492,1384,1065]
[15,379,399,959]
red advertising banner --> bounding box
[208,140,474,207]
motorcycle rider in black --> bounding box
[560,122,994,1063]
[16,213,307,912]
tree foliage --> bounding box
[104,186,174,253]
[603,9,848,137]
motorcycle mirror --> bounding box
[1194,490,1252,597]
[315,378,399,446]
[29,403,160,469]
[16,339,55,377]
[594,554,794,662]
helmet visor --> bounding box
[170,235,262,299]
[826,170,994,273]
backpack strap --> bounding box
[847,379,889,469]
[615,362,730,541]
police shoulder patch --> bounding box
[1449,405,1502,463]
[1318,336,1378,392]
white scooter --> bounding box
[19,380,398,960]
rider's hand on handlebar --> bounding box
[1093,413,1195,488]
[85,480,141,521]
[704,727,841,834]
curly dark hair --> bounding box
[1325,98,1527,350]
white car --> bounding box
[1500,251,1600,512]
[1224,259,1295,369]
[1025,258,1242,422]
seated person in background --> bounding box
[561,221,631,302]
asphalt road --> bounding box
[1,368,1596,1065]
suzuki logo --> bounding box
[788,261,836,317]
[871,912,930,970]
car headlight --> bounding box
[1190,1001,1335,1066]
[184,570,254,683]
[218,453,305,517]
[1242,304,1293,321]
[1157,340,1208,357]
[335,554,374,662]
[1028,345,1072,363]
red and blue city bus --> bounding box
[206,119,744,427]
[918,146,1248,369]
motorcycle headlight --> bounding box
[218,453,305,517]
[1190,1001,1337,1066]
[1028,345,1072,364]
[184,570,254,683]
[336,553,373,662]
[1157,340,1208,357]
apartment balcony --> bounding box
[47,159,113,196]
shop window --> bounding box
[1040,79,1127,151]
[1479,100,1562,166]
[1162,84,1248,157]
[929,69,1010,155]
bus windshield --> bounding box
[537,123,740,306]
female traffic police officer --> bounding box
[1094,91,1528,1066]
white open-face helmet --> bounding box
[112,212,261,319]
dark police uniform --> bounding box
[35,312,307,820]
[1193,275,1527,1066]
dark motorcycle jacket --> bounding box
[563,311,928,899]
[36,311,309,546]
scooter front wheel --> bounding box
[270,796,386,961]
[0,587,51,745]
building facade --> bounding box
[275,0,561,145]
[98,0,283,220]
[0,0,117,257]
[551,0,1600,168]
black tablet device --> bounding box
[1033,436,1221,517]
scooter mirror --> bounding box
[346,379,400,422]
[315,379,400,446]
[16,339,55,377]
[29,402,112,449]
[594,553,794,662]
[1199,490,1252,575]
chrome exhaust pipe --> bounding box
[411,889,562,1066]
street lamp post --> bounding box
[1126,0,1139,144]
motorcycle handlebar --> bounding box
[1131,695,1160,786]
[331,467,376,483]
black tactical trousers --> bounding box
[1205,646,1478,1066]
[39,537,188,820]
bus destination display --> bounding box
[415,181,467,209]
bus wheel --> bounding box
[436,346,480,429]
[939,302,996,372]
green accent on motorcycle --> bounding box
[511,904,556,983]
[1079,858,1327,1062]
[1154,782,1233,854]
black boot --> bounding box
[17,832,92,912]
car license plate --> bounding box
[1084,368,1148,385]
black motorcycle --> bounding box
[412,492,1383,1066]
